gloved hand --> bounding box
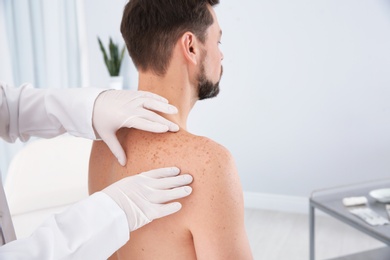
[102,167,192,232]
[93,90,179,166]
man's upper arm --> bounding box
[189,144,253,260]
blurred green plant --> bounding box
[97,37,125,76]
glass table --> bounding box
[309,179,390,260]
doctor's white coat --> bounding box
[0,82,129,260]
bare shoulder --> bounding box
[180,132,244,216]
[182,134,252,259]
[187,134,240,191]
[187,134,235,168]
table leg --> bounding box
[310,204,315,260]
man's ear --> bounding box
[181,32,200,65]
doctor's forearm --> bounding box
[0,82,104,142]
[0,192,129,260]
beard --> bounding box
[197,63,223,100]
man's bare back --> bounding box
[89,128,251,259]
[89,0,252,258]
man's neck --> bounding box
[138,68,197,130]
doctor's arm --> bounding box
[0,82,179,165]
[0,167,192,260]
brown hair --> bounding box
[121,0,220,76]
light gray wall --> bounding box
[82,0,137,89]
[84,0,390,197]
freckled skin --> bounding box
[89,127,248,260]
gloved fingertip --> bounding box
[171,202,182,212]
[155,202,182,219]
[167,105,178,114]
[184,186,192,194]
[170,123,179,132]
[118,156,127,166]
[170,167,180,175]
[182,174,193,183]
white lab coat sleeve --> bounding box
[0,192,130,260]
[0,82,105,143]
